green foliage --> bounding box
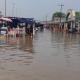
[75,12,80,20]
[52,12,66,21]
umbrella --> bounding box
[0,17,12,22]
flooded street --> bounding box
[0,29,80,80]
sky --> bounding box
[0,0,80,21]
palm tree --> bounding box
[52,12,66,21]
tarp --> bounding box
[17,18,35,24]
[11,18,34,23]
[0,17,12,22]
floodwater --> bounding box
[0,29,80,80]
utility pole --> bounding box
[5,0,6,17]
[59,4,64,26]
[46,15,48,27]
[12,3,15,17]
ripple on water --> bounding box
[0,44,34,67]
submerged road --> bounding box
[0,29,80,80]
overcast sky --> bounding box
[0,0,80,20]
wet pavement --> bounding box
[0,29,80,80]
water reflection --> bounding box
[0,29,80,80]
[0,37,7,45]
[0,36,34,69]
[51,31,80,49]
[6,36,34,53]
[50,30,80,67]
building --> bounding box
[66,9,80,33]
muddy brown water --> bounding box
[0,29,80,80]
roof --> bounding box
[10,17,35,24]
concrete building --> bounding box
[66,9,80,33]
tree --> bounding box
[75,12,80,21]
[52,12,66,21]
